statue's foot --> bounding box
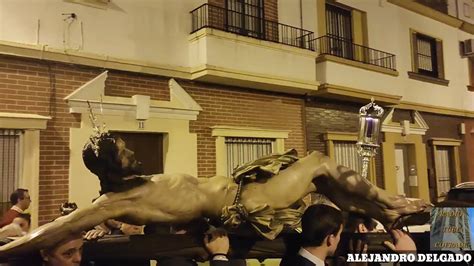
[382,198,432,229]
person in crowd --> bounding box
[40,233,84,266]
[0,189,31,228]
[204,229,247,266]
[280,204,344,266]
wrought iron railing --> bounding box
[190,4,314,51]
[313,35,396,70]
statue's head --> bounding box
[82,133,143,193]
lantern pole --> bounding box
[357,98,384,180]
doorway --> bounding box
[113,132,164,175]
[394,144,417,197]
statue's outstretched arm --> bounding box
[0,198,132,256]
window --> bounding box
[0,129,21,217]
[430,138,462,202]
[434,146,453,198]
[212,126,289,177]
[468,57,474,91]
[333,141,362,174]
[415,34,438,77]
[409,31,447,85]
[226,0,264,38]
[225,137,273,177]
[324,132,377,184]
[325,3,353,59]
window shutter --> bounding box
[436,40,444,79]
[412,32,419,71]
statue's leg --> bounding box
[313,154,429,226]
[318,155,427,212]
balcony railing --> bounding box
[314,35,396,71]
[190,4,315,51]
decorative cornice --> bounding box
[314,83,402,105]
[387,0,474,34]
[211,126,289,139]
[65,72,201,121]
[381,108,429,135]
[0,112,51,129]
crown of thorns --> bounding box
[86,101,113,157]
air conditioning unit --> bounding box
[464,39,474,56]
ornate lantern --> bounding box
[357,98,384,180]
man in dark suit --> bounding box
[281,204,344,266]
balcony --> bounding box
[190,4,314,51]
[188,4,318,95]
[314,35,396,71]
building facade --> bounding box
[0,0,473,233]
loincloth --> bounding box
[220,149,307,240]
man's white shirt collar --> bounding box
[298,247,325,266]
[11,205,23,213]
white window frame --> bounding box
[429,138,462,199]
[324,131,377,184]
[0,112,50,229]
[212,126,289,177]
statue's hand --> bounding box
[84,228,107,240]
[0,223,23,238]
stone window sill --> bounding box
[407,71,449,86]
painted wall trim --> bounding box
[188,28,317,57]
[0,112,50,129]
[397,100,474,118]
[212,126,289,176]
[211,126,290,139]
[316,54,400,76]
[191,64,319,94]
[429,138,462,146]
[65,73,202,121]
[323,131,357,141]
[382,109,429,135]
[387,0,474,34]
[0,40,191,79]
[314,83,402,105]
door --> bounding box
[113,132,164,175]
[395,145,409,196]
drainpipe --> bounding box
[300,0,303,28]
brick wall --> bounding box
[105,70,170,101]
[0,55,100,224]
[305,99,385,188]
[183,81,305,177]
[0,55,305,223]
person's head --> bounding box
[300,204,344,256]
[40,233,84,266]
[82,133,143,193]
[12,213,31,233]
[10,188,31,210]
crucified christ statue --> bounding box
[0,132,428,256]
